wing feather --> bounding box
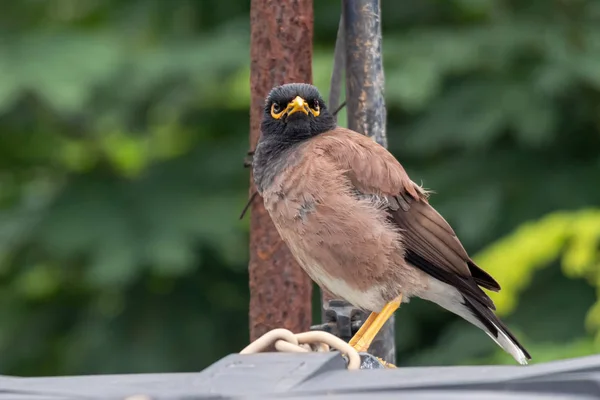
[315,128,501,308]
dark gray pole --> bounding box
[328,17,345,124]
[343,0,387,147]
[342,0,394,365]
[316,0,395,365]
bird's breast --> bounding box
[261,160,421,311]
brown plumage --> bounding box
[252,83,531,365]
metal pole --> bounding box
[248,0,314,341]
[341,0,395,364]
[344,0,387,147]
[328,17,346,124]
[315,15,356,341]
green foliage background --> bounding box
[1,0,599,375]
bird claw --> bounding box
[376,357,397,368]
[357,353,397,369]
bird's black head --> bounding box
[252,83,336,193]
[260,83,336,143]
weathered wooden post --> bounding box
[247,0,314,341]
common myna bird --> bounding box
[252,83,531,365]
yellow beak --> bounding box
[285,96,309,116]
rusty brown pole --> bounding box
[248,0,314,341]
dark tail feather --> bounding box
[464,295,531,364]
[468,260,501,292]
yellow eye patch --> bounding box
[271,103,285,119]
[311,102,320,117]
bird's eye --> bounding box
[311,100,321,116]
[271,103,283,119]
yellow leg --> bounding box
[348,310,379,348]
[350,295,402,353]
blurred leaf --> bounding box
[474,209,600,316]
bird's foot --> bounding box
[376,357,397,369]
[349,297,402,353]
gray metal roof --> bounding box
[2,352,600,399]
